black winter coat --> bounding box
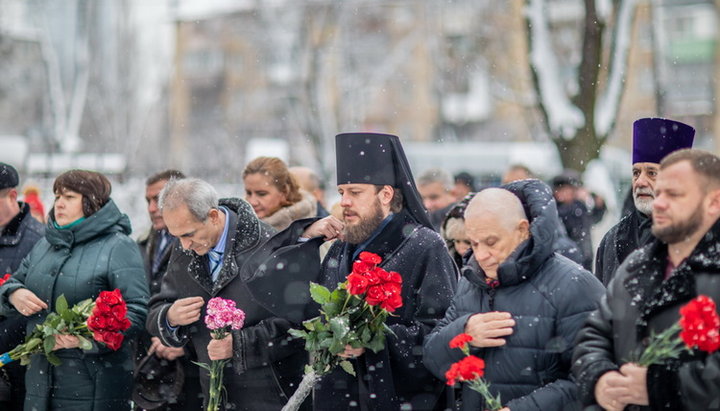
[0,203,43,411]
[573,218,720,411]
[0,202,44,274]
[315,209,458,410]
[594,209,653,286]
[146,198,307,410]
[557,199,594,270]
[423,179,605,411]
[248,208,458,410]
[136,229,202,411]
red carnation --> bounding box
[449,333,473,349]
[365,269,382,286]
[107,316,126,332]
[0,273,11,287]
[100,331,124,351]
[111,304,128,320]
[457,356,485,380]
[387,271,402,284]
[445,361,461,386]
[445,356,485,385]
[88,315,108,330]
[365,285,386,306]
[347,273,370,296]
[94,301,112,314]
[679,295,720,353]
[120,317,131,330]
[352,261,373,275]
[98,289,123,305]
[380,292,402,312]
[376,268,395,283]
[359,252,382,265]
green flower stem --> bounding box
[203,327,231,411]
[206,359,228,411]
[637,323,686,367]
[469,377,503,411]
[340,293,352,316]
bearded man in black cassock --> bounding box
[248,132,458,410]
[594,118,694,285]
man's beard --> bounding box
[652,203,704,244]
[343,199,385,245]
[633,187,654,215]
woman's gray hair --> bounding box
[158,178,219,222]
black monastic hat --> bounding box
[335,132,432,229]
[632,118,695,164]
[245,132,433,323]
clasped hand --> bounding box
[149,336,185,361]
[595,363,649,411]
[463,311,515,347]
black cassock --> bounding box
[248,209,458,410]
[594,208,653,286]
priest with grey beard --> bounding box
[594,118,694,286]
[247,132,458,410]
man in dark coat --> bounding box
[552,171,595,270]
[423,180,604,410]
[595,118,694,286]
[573,149,720,411]
[0,162,44,411]
[289,166,330,218]
[134,169,204,410]
[249,132,458,410]
[146,178,306,410]
[417,167,456,232]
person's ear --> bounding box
[379,185,394,206]
[8,189,18,202]
[706,188,720,217]
[208,208,220,224]
[517,219,530,240]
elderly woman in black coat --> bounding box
[423,180,604,410]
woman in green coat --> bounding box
[0,170,149,410]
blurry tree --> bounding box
[258,1,435,184]
[525,0,638,172]
[0,0,169,175]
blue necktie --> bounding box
[208,249,223,282]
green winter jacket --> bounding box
[0,199,149,411]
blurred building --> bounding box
[168,0,540,178]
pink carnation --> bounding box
[204,297,246,331]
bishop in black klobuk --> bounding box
[248,132,457,410]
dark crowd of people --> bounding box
[0,117,718,411]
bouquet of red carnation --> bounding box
[636,294,720,366]
[0,289,132,368]
[446,333,503,411]
[0,274,11,287]
[194,297,246,411]
[282,252,403,411]
[87,289,133,350]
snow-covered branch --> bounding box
[526,0,585,140]
[594,0,637,137]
